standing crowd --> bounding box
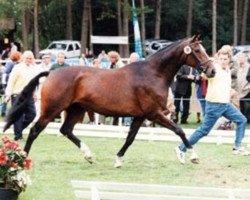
[1,43,250,162]
[0,45,142,140]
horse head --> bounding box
[182,35,216,78]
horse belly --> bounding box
[80,91,143,117]
[76,71,144,116]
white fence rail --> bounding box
[71,180,250,200]
[1,122,250,146]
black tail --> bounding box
[3,71,50,132]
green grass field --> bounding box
[12,133,250,200]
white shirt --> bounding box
[206,63,231,103]
[5,62,40,96]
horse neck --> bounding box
[149,47,184,84]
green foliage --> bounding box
[95,1,116,21]
[0,0,34,18]
[1,0,250,55]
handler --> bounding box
[175,46,249,164]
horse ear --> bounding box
[191,34,201,42]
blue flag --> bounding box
[132,0,143,58]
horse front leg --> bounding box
[115,117,144,168]
[60,107,93,163]
[155,112,192,148]
[154,112,198,163]
[60,122,93,164]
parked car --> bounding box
[232,45,250,58]
[145,39,173,56]
[39,40,81,59]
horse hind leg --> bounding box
[24,117,49,154]
[115,117,144,168]
[24,102,69,154]
[60,105,93,163]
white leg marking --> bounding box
[114,156,123,168]
[80,142,93,163]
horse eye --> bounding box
[194,49,201,53]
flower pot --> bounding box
[0,187,19,200]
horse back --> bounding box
[41,65,168,117]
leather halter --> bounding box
[182,42,212,73]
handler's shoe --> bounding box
[175,146,185,164]
[232,147,250,156]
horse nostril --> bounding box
[212,69,216,76]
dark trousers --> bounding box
[240,92,250,123]
[11,95,36,139]
[174,92,191,123]
[113,117,119,126]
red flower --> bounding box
[0,136,32,193]
[0,155,7,165]
[10,161,19,169]
[25,158,32,170]
[5,141,19,151]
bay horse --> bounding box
[3,35,215,167]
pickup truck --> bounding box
[39,40,81,59]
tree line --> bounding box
[0,0,249,58]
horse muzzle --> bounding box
[202,60,216,78]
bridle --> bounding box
[182,42,212,73]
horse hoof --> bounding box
[188,149,199,164]
[190,158,199,164]
[114,156,123,168]
[84,156,93,164]
[114,162,122,168]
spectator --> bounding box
[195,75,207,117]
[221,45,239,106]
[34,53,52,121]
[175,47,249,165]
[39,53,52,71]
[124,52,140,126]
[0,56,5,113]
[247,65,250,82]
[50,52,69,70]
[107,51,125,125]
[98,50,109,69]
[79,53,87,65]
[85,50,95,66]
[190,87,202,123]
[237,53,250,123]
[173,65,197,124]
[108,51,124,69]
[247,51,250,64]
[10,42,18,53]
[1,51,22,117]
[98,50,108,62]
[144,88,176,127]
[5,51,40,141]
[1,47,10,60]
[50,52,70,122]
[92,58,106,124]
